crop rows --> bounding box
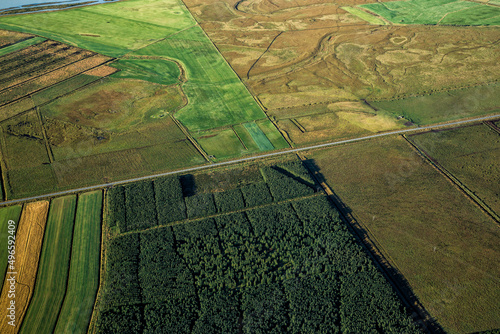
[0,54,110,106]
[2,191,103,334]
[0,46,93,91]
[98,193,419,333]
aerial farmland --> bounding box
[0,0,498,333]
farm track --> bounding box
[1,114,498,206]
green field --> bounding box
[133,25,268,131]
[54,191,102,334]
[361,0,500,25]
[308,136,500,333]
[0,205,22,285]
[0,37,45,57]
[243,122,274,151]
[195,128,246,159]
[20,195,77,334]
[341,6,387,25]
[0,0,195,57]
[410,124,500,215]
[110,59,180,85]
[257,120,290,149]
[233,124,260,152]
[371,83,500,125]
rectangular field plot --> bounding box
[0,205,22,284]
[54,191,102,334]
[243,122,274,150]
[410,124,500,216]
[0,201,49,334]
[371,83,500,125]
[360,0,500,25]
[195,128,246,160]
[0,54,111,107]
[308,136,500,333]
[21,196,77,334]
[0,30,33,48]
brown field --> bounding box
[0,201,49,334]
[0,54,110,107]
[0,30,32,48]
[306,136,500,333]
[84,65,118,77]
[0,43,94,91]
[182,0,500,147]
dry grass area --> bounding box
[0,30,32,48]
[0,201,49,334]
[307,136,500,333]
[184,0,500,146]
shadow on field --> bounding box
[180,174,197,197]
[302,158,446,334]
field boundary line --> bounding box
[118,192,323,237]
[403,134,500,224]
[0,49,97,96]
[35,106,54,163]
[297,152,442,333]
[170,115,211,162]
[1,113,499,206]
[0,56,116,110]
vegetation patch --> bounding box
[360,0,500,25]
[371,83,500,125]
[110,58,180,86]
[308,136,500,333]
[410,124,500,215]
[0,0,196,57]
[195,128,246,160]
[0,37,45,57]
[0,205,22,284]
[341,7,386,25]
[54,191,102,334]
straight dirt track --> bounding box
[0,114,499,207]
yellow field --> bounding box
[0,201,49,334]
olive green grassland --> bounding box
[308,136,500,333]
[0,205,22,285]
[410,124,500,216]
